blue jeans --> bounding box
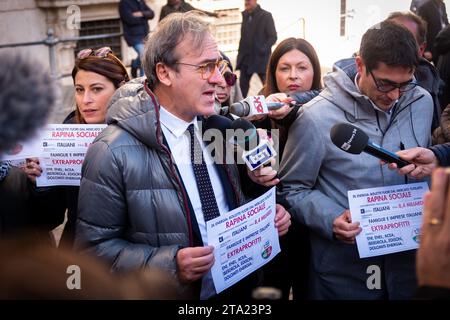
[132,42,145,77]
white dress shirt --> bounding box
[159,106,229,299]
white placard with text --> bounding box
[207,187,280,294]
[349,182,428,258]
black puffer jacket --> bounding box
[75,80,245,288]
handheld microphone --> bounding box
[228,99,295,116]
[228,95,290,117]
[204,114,233,135]
[202,115,235,163]
[231,118,277,171]
[329,123,410,168]
[219,90,320,117]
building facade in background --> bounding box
[1,0,450,120]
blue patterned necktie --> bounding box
[187,124,221,222]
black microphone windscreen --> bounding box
[231,117,255,131]
[0,53,55,153]
[231,118,259,150]
[330,123,369,155]
[204,115,232,135]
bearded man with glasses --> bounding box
[278,21,433,299]
[75,11,291,300]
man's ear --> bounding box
[355,56,365,75]
[155,62,173,86]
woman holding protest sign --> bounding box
[24,47,129,248]
[249,38,322,300]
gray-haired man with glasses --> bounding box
[75,11,291,300]
[278,21,433,299]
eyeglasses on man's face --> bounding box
[368,69,417,93]
[175,60,228,80]
[77,47,112,59]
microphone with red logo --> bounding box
[219,92,318,117]
[215,95,285,117]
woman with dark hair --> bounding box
[264,38,322,96]
[259,37,322,157]
[70,47,130,124]
[24,47,129,248]
[249,38,322,189]
[250,38,322,300]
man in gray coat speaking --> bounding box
[278,21,433,299]
[75,11,291,300]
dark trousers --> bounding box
[239,70,266,97]
[261,221,311,300]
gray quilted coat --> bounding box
[74,79,245,286]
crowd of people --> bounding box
[1,0,450,300]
